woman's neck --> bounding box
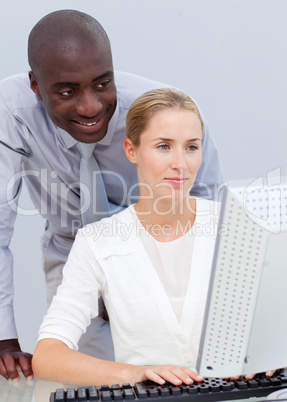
[134,197,196,242]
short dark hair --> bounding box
[28,9,111,77]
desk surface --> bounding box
[1,375,286,402]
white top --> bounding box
[39,198,220,369]
[130,205,194,321]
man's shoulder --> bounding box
[115,71,172,109]
[0,72,30,87]
[0,72,41,112]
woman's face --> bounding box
[124,108,203,207]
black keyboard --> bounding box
[49,369,287,402]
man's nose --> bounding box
[76,91,102,117]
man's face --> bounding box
[29,45,117,143]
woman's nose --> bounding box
[171,150,187,170]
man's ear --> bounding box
[123,138,137,164]
[29,71,42,99]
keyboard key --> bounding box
[236,380,248,389]
[137,391,148,399]
[88,386,99,400]
[77,387,87,401]
[210,384,221,392]
[159,387,170,397]
[113,389,124,400]
[270,377,282,386]
[171,387,181,395]
[248,379,259,388]
[221,382,233,391]
[66,387,76,401]
[124,389,135,399]
[122,383,132,389]
[148,388,159,398]
[199,384,209,393]
[134,383,148,398]
[187,385,199,394]
[101,390,112,401]
[100,385,110,391]
[55,388,65,402]
[180,386,189,394]
[259,378,271,387]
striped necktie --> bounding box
[76,142,110,225]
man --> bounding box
[0,10,224,381]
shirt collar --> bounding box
[56,102,119,149]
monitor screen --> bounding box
[196,174,287,378]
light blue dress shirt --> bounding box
[0,70,224,340]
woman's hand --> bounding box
[228,369,277,381]
[135,365,204,386]
[244,369,277,381]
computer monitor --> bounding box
[196,174,287,378]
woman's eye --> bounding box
[158,144,169,150]
[187,145,198,151]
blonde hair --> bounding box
[126,88,204,146]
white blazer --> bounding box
[39,199,219,369]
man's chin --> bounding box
[68,127,108,144]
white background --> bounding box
[1,0,286,353]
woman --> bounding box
[32,88,220,385]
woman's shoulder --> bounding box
[195,196,221,209]
[76,206,135,259]
[195,197,221,221]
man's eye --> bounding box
[96,80,111,89]
[59,89,74,96]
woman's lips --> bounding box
[165,177,187,185]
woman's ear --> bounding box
[123,138,137,164]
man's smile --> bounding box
[70,112,107,134]
[75,120,99,126]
